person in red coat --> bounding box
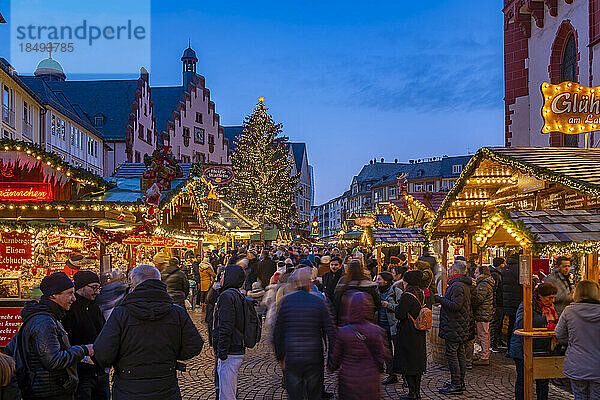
[327,291,391,400]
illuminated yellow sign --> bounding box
[541,81,600,134]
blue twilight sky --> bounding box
[0,0,504,204]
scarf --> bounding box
[536,298,558,330]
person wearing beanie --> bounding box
[7,272,93,400]
[63,270,109,400]
[395,269,426,399]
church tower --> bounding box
[181,41,198,89]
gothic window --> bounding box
[561,34,576,82]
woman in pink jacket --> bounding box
[327,291,391,399]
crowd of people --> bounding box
[0,245,598,400]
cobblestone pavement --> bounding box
[179,310,570,400]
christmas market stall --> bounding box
[428,146,600,399]
[361,227,427,273]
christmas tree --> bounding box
[228,98,300,231]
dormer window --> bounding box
[452,164,463,174]
[94,114,104,127]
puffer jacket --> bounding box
[327,292,390,400]
[501,254,522,315]
[197,262,216,292]
[93,279,203,400]
[438,275,473,342]
[543,269,574,316]
[273,288,335,367]
[472,275,495,322]
[555,299,600,381]
[490,266,503,308]
[6,298,88,400]
[214,265,247,360]
[161,264,190,308]
[509,300,551,359]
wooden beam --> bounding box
[523,248,534,400]
[586,252,599,282]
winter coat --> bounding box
[6,298,88,400]
[543,268,574,316]
[62,293,106,374]
[93,279,203,400]
[501,254,522,315]
[490,266,503,308]
[554,300,600,382]
[243,258,259,291]
[417,265,437,308]
[438,275,473,342]
[161,265,190,308]
[509,300,552,359]
[334,280,381,325]
[204,282,220,347]
[256,257,276,287]
[322,269,344,303]
[395,286,426,375]
[472,275,495,322]
[327,292,390,400]
[376,285,401,336]
[273,288,335,367]
[197,262,216,292]
[213,267,247,360]
[0,373,19,400]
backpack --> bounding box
[229,289,262,348]
[406,291,432,331]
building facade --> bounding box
[504,0,600,147]
[312,191,349,239]
[289,142,313,228]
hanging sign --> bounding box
[541,81,600,134]
[0,307,22,347]
[0,232,33,269]
[0,182,52,202]
[355,214,375,228]
[122,235,197,248]
[203,166,234,185]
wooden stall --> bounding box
[361,227,427,273]
[429,146,600,400]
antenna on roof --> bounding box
[188,38,191,48]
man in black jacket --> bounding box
[93,265,203,400]
[434,260,473,395]
[213,264,247,400]
[501,253,522,354]
[256,250,276,288]
[273,267,336,400]
[62,270,109,400]
[161,258,190,308]
[7,272,93,400]
[322,256,344,303]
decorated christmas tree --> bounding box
[228,98,300,231]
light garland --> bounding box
[473,208,535,248]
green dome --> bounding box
[34,58,66,81]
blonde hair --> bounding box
[0,352,15,387]
[574,280,600,302]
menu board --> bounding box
[0,307,22,347]
[0,232,33,270]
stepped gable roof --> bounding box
[44,79,139,140]
[19,76,101,137]
[151,86,184,134]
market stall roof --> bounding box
[383,192,444,228]
[476,208,600,246]
[430,147,600,237]
[371,228,427,244]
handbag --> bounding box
[347,324,385,373]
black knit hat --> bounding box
[40,272,74,297]
[73,270,100,291]
[404,270,423,287]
